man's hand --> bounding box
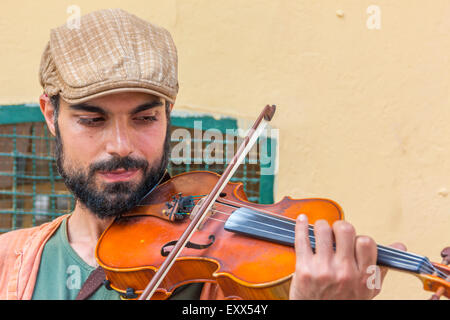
[289,214,406,300]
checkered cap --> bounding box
[39,8,178,104]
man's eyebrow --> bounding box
[68,103,107,115]
[68,100,164,115]
[130,100,164,115]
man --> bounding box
[0,8,404,300]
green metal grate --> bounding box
[0,105,276,233]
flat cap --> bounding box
[39,8,178,104]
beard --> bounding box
[54,122,170,220]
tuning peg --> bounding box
[430,287,445,300]
[440,247,450,265]
[428,247,450,300]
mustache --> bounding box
[88,156,149,175]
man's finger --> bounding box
[313,219,334,261]
[294,214,313,262]
[332,220,356,262]
[355,235,377,272]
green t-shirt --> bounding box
[32,216,203,300]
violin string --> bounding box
[215,204,432,264]
[204,215,433,275]
[202,207,443,278]
[207,217,228,223]
[203,209,446,278]
[432,267,448,280]
[207,207,429,269]
[191,199,447,279]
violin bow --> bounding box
[138,104,277,300]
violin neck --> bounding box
[224,207,436,276]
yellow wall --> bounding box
[1,0,449,299]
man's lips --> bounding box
[97,168,140,182]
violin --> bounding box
[95,105,450,300]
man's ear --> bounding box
[39,93,57,136]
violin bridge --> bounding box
[189,197,215,230]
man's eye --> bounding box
[78,117,105,126]
[134,115,157,122]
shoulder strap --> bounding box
[75,266,106,300]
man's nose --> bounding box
[105,119,133,158]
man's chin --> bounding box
[62,164,167,219]
[80,193,140,219]
[76,181,144,218]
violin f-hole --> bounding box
[160,235,216,257]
